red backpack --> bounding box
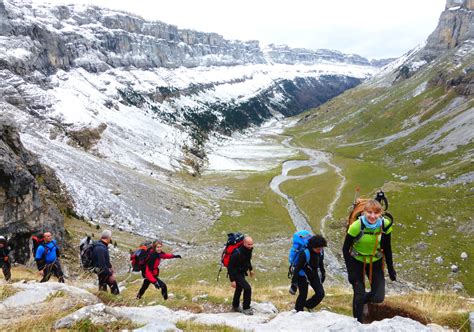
[130,242,153,272]
[32,234,45,258]
[217,232,244,280]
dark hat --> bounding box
[308,234,327,249]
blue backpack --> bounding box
[288,230,312,278]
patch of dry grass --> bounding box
[385,292,473,331]
[8,265,40,282]
[176,320,240,331]
[68,318,141,331]
[0,284,17,301]
[7,303,86,331]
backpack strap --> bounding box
[44,242,58,256]
[353,219,366,243]
[382,212,394,233]
[304,249,310,265]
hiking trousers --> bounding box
[295,274,325,312]
[41,261,64,283]
[0,261,11,281]
[350,258,385,322]
[98,272,120,294]
[137,278,167,299]
[232,273,251,310]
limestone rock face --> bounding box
[423,0,473,60]
[0,117,69,263]
[0,0,377,76]
[0,0,379,235]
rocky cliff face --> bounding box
[0,0,379,172]
[0,117,69,263]
[0,0,376,75]
[0,0,381,236]
[423,0,473,60]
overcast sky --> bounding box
[35,0,446,59]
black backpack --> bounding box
[80,241,96,271]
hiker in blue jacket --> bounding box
[290,234,327,312]
[35,232,65,283]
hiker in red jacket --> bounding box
[136,240,181,300]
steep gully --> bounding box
[269,137,345,276]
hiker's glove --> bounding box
[3,256,8,262]
[321,271,326,283]
[289,283,297,295]
[154,282,161,289]
[174,255,182,259]
[388,268,397,281]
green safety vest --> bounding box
[347,217,393,263]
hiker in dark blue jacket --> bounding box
[290,234,327,312]
[0,236,11,281]
[35,232,64,283]
[92,230,119,294]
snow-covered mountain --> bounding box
[0,0,380,172]
[0,0,384,235]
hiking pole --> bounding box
[41,263,53,281]
[216,264,223,281]
[353,186,360,206]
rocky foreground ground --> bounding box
[0,280,454,331]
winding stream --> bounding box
[269,139,329,231]
[270,137,345,275]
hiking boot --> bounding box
[242,308,254,316]
[232,306,242,313]
[305,307,313,312]
[136,294,142,300]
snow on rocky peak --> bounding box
[0,0,381,235]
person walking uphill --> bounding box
[92,230,119,294]
[0,236,11,281]
[35,232,65,283]
[290,234,327,312]
[342,199,396,323]
[228,236,255,315]
[136,240,181,300]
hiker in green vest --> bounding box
[342,199,396,323]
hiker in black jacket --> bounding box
[92,230,119,295]
[290,235,327,312]
[228,236,255,315]
[0,236,11,282]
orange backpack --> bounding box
[347,189,389,230]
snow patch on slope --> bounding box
[205,119,297,172]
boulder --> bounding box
[54,304,117,329]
